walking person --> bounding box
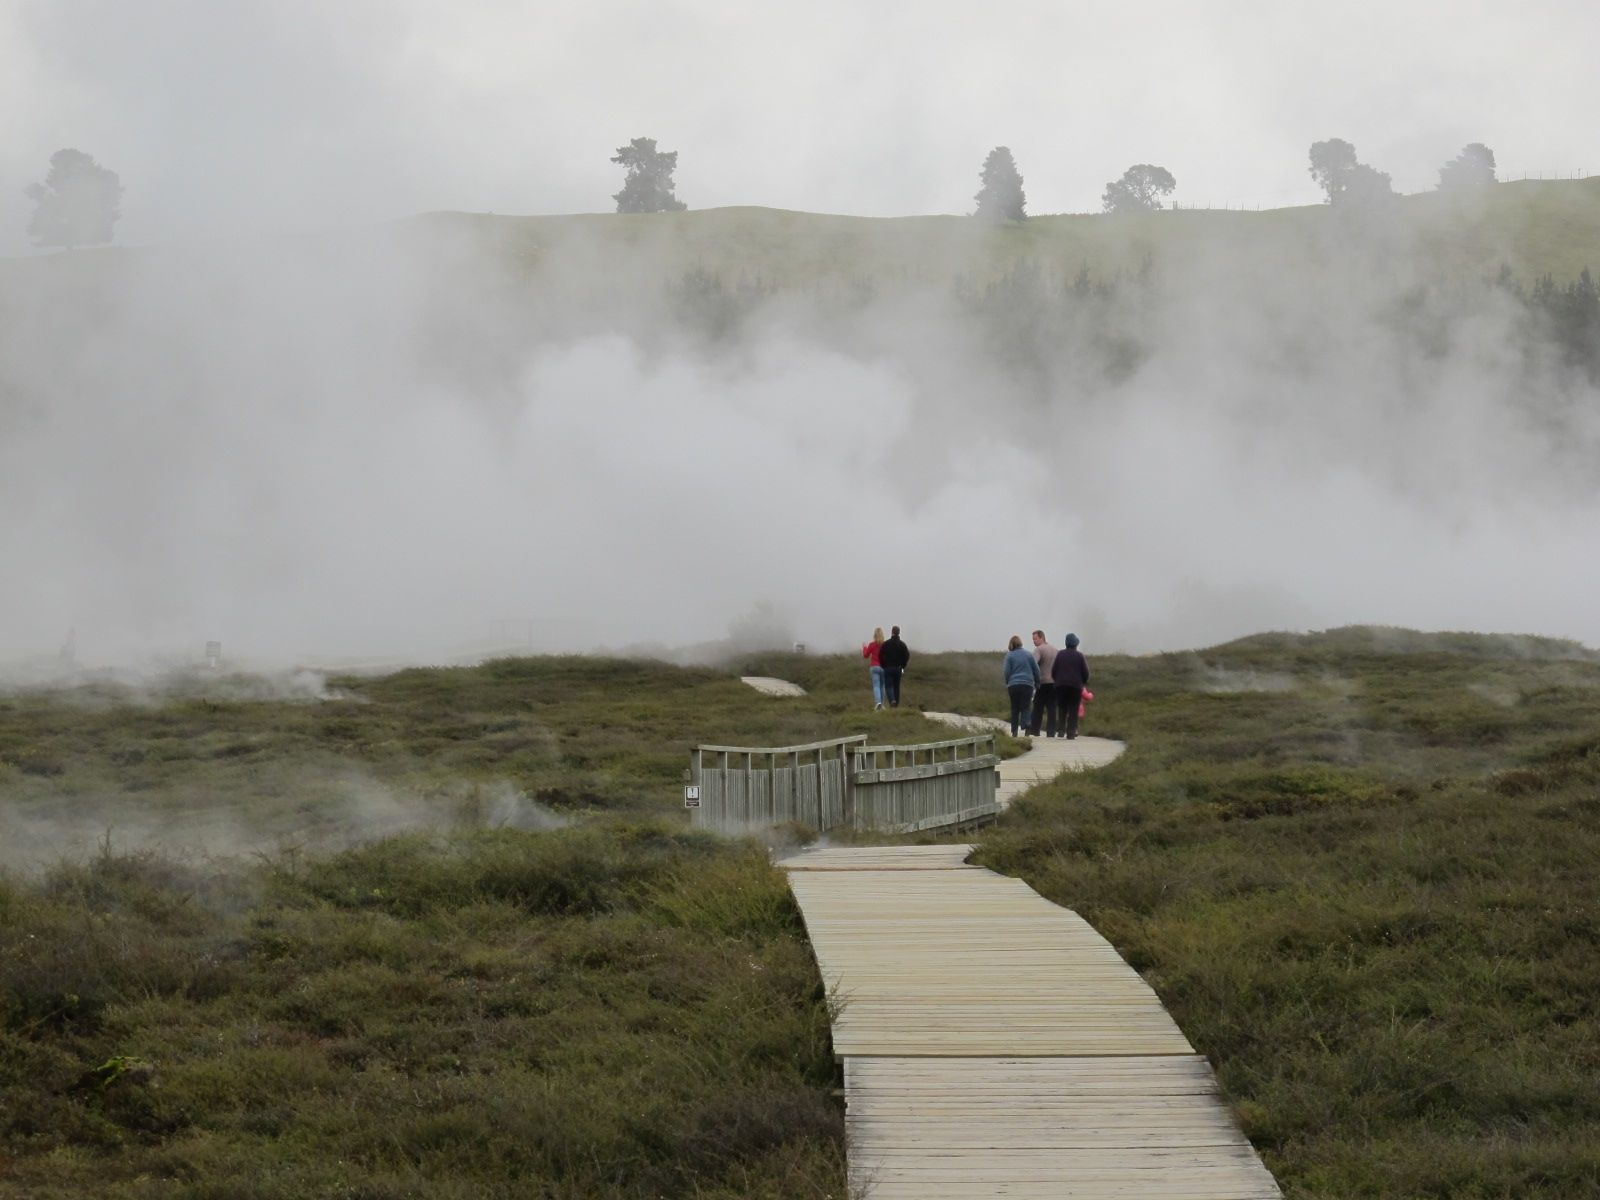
[862,627,886,710]
[1028,629,1059,737]
[880,625,910,708]
[1003,635,1040,737]
[1050,633,1091,739]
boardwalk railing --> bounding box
[689,733,998,835]
[689,736,865,834]
[851,734,1000,832]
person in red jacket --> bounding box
[1049,633,1090,739]
[862,626,885,709]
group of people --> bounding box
[1002,631,1090,739]
[859,625,1090,741]
[860,626,911,709]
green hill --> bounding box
[407,176,1600,291]
[4,178,1596,309]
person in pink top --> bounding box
[862,627,886,709]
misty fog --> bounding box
[2,203,1597,672]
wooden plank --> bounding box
[782,845,1280,1198]
[778,845,977,871]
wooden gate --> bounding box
[688,733,998,835]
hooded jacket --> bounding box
[1051,647,1090,689]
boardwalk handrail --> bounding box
[688,732,999,835]
[849,734,999,831]
[857,733,994,755]
[690,735,864,834]
[852,734,997,781]
[694,734,868,755]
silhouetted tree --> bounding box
[1102,164,1176,213]
[1308,139,1394,206]
[1342,162,1396,205]
[25,149,122,248]
[1437,143,1497,191]
[611,137,686,213]
[974,147,1026,222]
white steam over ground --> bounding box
[0,764,567,877]
[2,211,1598,670]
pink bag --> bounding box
[1079,688,1094,718]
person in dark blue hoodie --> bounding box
[1002,634,1041,737]
[1050,633,1091,739]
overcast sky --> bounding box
[3,0,1598,255]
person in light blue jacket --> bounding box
[1002,634,1041,737]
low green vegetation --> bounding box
[0,651,1005,1198]
[976,627,1600,1197]
[413,177,1600,292]
[5,631,1598,1197]
[0,825,840,1199]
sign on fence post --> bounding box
[683,785,701,808]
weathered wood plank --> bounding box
[783,846,1280,1198]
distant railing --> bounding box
[687,732,998,835]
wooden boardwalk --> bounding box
[740,675,807,697]
[923,712,1126,807]
[780,731,1279,1198]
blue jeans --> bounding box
[1007,684,1034,736]
[883,668,903,707]
[869,665,884,706]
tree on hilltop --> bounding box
[611,137,686,213]
[1102,164,1176,213]
[1437,143,1497,191]
[974,147,1026,222]
[1308,138,1394,206]
[25,148,123,248]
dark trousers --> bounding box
[1057,686,1083,737]
[1028,682,1058,736]
[1007,684,1034,736]
[883,667,903,707]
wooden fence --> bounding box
[688,736,864,834]
[850,734,1000,832]
[688,733,998,835]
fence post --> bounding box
[842,743,856,829]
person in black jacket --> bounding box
[1050,632,1090,738]
[879,626,911,708]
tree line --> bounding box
[0,135,1553,249]
[599,134,1511,221]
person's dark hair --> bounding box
[1064,633,1080,648]
[891,625,900,636]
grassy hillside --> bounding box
[4,178,1595,300]
[0,653,1014,1199]
[408,177,1600,291]
[4,632,1600,1197]
[975,627,1600,1198]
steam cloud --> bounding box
[2,210,1598,672]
